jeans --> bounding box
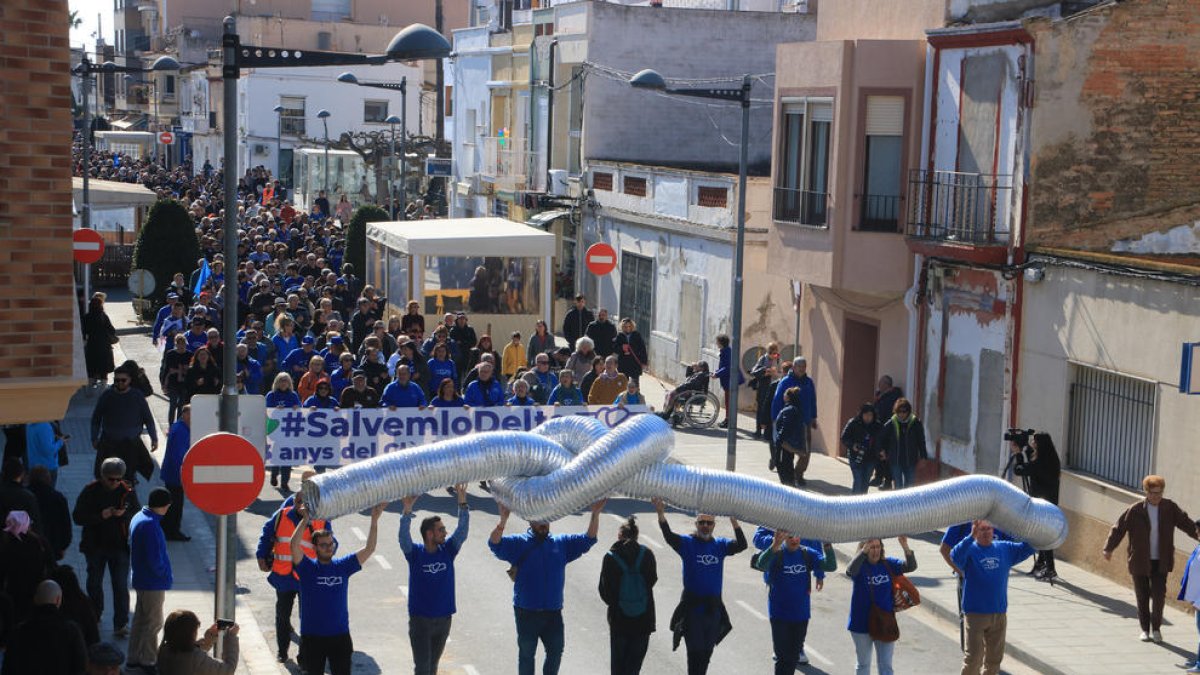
[1194,610,1200,664]
[275,589,297,657]
[851,631,894,674]
[85,549,130,629]
[515,607,564,675]
[129,589,165,665]
[162,484,186,536]
[850,462,875,494]
[272,465,293,488]
[299,633,353,675]
[962,613,1007,675]
[1132,560,1168,632]
[609,628,650,675]
[409,615,452,675]
[891,463,917,490]
[167,391,184,424]
[770,619,809,674]
[684,605,722,675]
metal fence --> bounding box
[773,186,827,227]
[1066,364,1156,490]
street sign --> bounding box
[127,269,156,297]
[182,432,265,516]
[72,228,105,264]
[158,130,175,145]
[425,157,452,177]
[585,242,618,276]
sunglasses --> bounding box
[696,520,716,526]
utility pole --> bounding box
[435,0,445,148]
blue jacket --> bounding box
[771,373,817,422]
[547,385,583,406]
[304,395,338,409]
[426,358,459,395]
[25,422,62,472]
[464,378,505,407]
[265,390,301,408]
[489,531,596,611]
[282,347,318,376]
[774,404,808,451]
[330,366,354,398]
[161,419,190,488]
[381,381,427,408]
[237,357,263,395]
[130,508,173,591]
[714,346,745,389]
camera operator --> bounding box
[1006,430,1061,580]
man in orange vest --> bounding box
[255,470,332,664]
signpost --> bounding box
[127,269,156,325]
[182,432,265,516]
[585,242,618,276]
[158,130,175,145]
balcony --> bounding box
[906,170,1012,245]
[773,186,828,227]
[481,137,542,190]
[858,194,900,232]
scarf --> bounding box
[5,511,30,539]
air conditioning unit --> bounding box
[252,143,269,156]
[548,169,569,197]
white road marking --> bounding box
[373,555,392,570]
[605,514,663,548]
[351,526,367,541]
[803,645,834,666]
[735,600,767,621]
[191,465,255,484]
[463,666,481,675]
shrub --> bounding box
[344,204,388,279]
[132,199,199,303]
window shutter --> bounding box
[866,96,904,136]
[810,101,833,123]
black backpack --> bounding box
[608,546,648,617]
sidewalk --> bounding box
[638,371,1199,675]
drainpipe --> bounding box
[544,38,557,194]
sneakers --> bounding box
[1185,664,1200,673]
[277,653,289,663]
[1138,630,1151,642]
[114,625,130,638]
[1151,629,1162,643]
[796,650,809,665]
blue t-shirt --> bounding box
[488,531,596,611]
[304,395,338,409]
[295,554,362,636]
[847,557,905,633]
[426,359,458,395]
[400,510,469,618]
[951,538,1035,614]
[675,535,739,598]
[941,523,1013,550]
[507,395,535,406]
[381,381,427,408]
[764,544,825,622]
[429,396,466,408]
[265,390,301,408]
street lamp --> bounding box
[385,114,403,217]
[273,104,284,179]
[212,17,449,634]
[629,68,752,473]
[337,72,408,219]
[317,109,331,194]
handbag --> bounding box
[892,573,921,611]
[822,542,838,573]
[867,563,900,642]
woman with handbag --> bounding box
[846,537,916,674]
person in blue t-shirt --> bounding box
[291,500,386,675]
[381,364,427,409]
[303,380,339,409]
[507,379,536,406]
[759,529,825,673]
[399,485,470,675]
[950,520,1034,675]
[653,497,748,675]
[846,536,916,675]
[488,499,605,675]
[752,526,824,667]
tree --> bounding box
[132,199,200,303]
[68,10,82,29]
[344,204,388,281]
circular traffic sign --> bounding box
[585,242,618,276]
[127,269,156,297]
[158,130,175,145]
[182,432,265,516]
[73,228,105,264]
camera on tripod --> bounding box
[1003,428,1035,448]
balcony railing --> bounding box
[481,137,542,189]
[859,194,900,232]
[773,186,828,227]
[906,170,1013,244]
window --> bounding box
[164,74,176,96]
[619,251,654,337]
[279,96,305,136]
[775,97,832,226]
[444,86,453,117]
[593,172,613,191]
[1066,364,1156,489]
[312,0,351,22]
[364,100,388,123]
[697,186,728,208]
[860,96,904,232]
[493,198,510,218]
[623,176,647,197]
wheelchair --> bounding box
[665,364,722,429]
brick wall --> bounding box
[0,1,77,378]
[1026,0,1200,250]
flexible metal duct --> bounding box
[301,414,1068,549]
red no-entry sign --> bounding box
[586,243,618,276]
[182,432,265,516]
[158,130,175,145]
[73,228,105,264]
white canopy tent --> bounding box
[366,217,557,339]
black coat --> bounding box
[613,331,648,379]
[598,539,657,634]
[841,415,883,466]
[29,482,71,558]
[880,415,928,469]
[0,532,55,620]
[0,604,86,675]
[0,482,43,537]
[1013,446,1061,504]
[586,320,617,358]
[562,307,595,351]
[72,480,139,554]
[82,309,116,379]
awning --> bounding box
[367,217,556,257]
[72,177,158,209]
[525,209,570,230]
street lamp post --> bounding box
[273,104,284,180]
[336,72,407,219]
[318,109,331,194]
[216,18,450,635]
[385,114,403,217]
[629,69,752,473]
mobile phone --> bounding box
[216,618,234,630]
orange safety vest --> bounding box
[262,184,275,205]
[271,506,327,578]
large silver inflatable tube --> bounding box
[301,413,1068,549]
